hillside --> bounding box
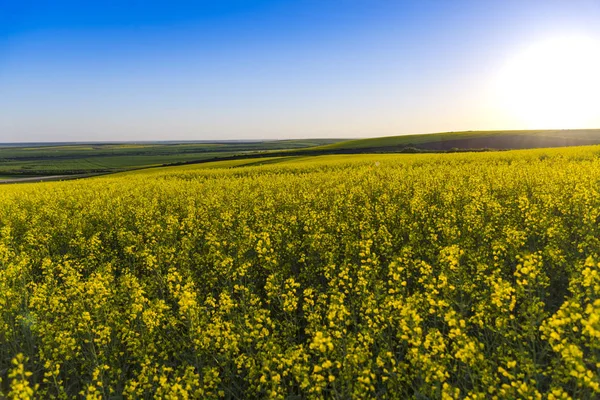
[0,139,345,179]
[5,130,600,182]
[312,129,600,152]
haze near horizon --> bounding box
[2,0,600,143]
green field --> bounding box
[5,130,600,179]
[311,129,600,152]
[2,146,600,398]
[4,130,600,179]
[0,140,344,177]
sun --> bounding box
[494,35,600,129]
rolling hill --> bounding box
[311,129,600,152]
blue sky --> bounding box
[2,0,600,142]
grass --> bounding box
[310,129,600,151]
[5,129,600,179]
[0,140,345,176]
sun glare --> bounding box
[495,35,600,129]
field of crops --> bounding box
[1,147,600,398]
[313,129,600,151]
[0,139,343,177]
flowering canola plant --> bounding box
[1,148,600,398]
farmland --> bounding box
[5,130,600,180]
[0,140,343,178]
[311,129,600,152]
[1,145,600,398]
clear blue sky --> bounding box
[2,0,600,142]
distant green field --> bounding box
[4,130,600,179]
[312,129,600,151]
[0,139,344,177]
[0,153,238,174]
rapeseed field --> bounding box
[1,148,599,398]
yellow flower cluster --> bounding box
[1,146,600,398]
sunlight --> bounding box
[495,35,600,129]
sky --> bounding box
[1,0,600,142]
